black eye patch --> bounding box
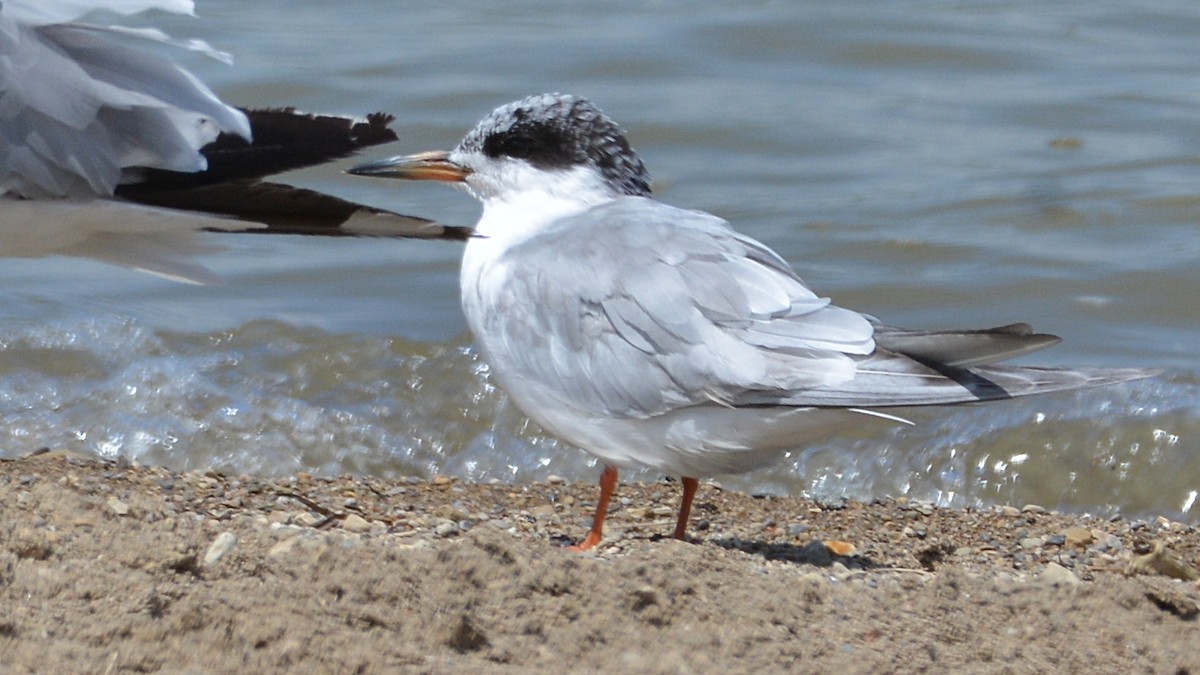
[481,122,579,169]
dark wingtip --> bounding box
[355,112,400,145]
[128,180,470,241]
[118,108,402,194]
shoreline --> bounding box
[3,450,1198,672]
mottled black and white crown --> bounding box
[455,94,651,198]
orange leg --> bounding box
[673,476,699,541]
[568,464,618,552]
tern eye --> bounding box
[493,135,535,159]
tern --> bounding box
[351,93,1156,551]
[0,0,466,284]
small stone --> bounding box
[1039,562,1080,587]
[1063,527,1094,548]
[1043,534,1066,547]
[203,532,237,566]
[1021,504,1047,515]
[1000,506,1021,517]
[825,540,856,556]
[797,572,825,585]
[814,494,848,511]
[12,529,53,561]
[16,491,33,506]
[545,475,566,485]
[294,512,322,527]
[1090,531,1122,552]
[267,511,292,525]
[107,497,131,517]
[268,536,301,558]
[269,522,301,535]
[632,585,659,606]
[434,520,460,537]
[431,475,453,486]
[341,514,372,533]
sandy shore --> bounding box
[2,449,1198,673]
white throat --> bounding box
[461,161,621,247]
[459,161,621,346]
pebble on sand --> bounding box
[107,497,130,517]
[203,532,238,566]
[1038,562,1081,587]
[341,513,372,533]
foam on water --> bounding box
[1,314,1192,521]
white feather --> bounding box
[0,0,250,280]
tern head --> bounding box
[350,94,650,204]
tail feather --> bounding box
[735,350,1158,409]
[873,322,1062,367]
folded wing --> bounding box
[486,197,1156,418]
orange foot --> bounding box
[566,464,617,552]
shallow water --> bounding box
[2,1,1198,520]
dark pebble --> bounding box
[814,494,848,511]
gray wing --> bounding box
[486,197,1157,418]
[0,1,250,199]
[487,197,875,419]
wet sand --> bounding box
[2,450,1198,673]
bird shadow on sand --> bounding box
[705,537,878,570]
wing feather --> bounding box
[474,197,876,419]
[0,1,249,198]
[470,196,1157,422]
